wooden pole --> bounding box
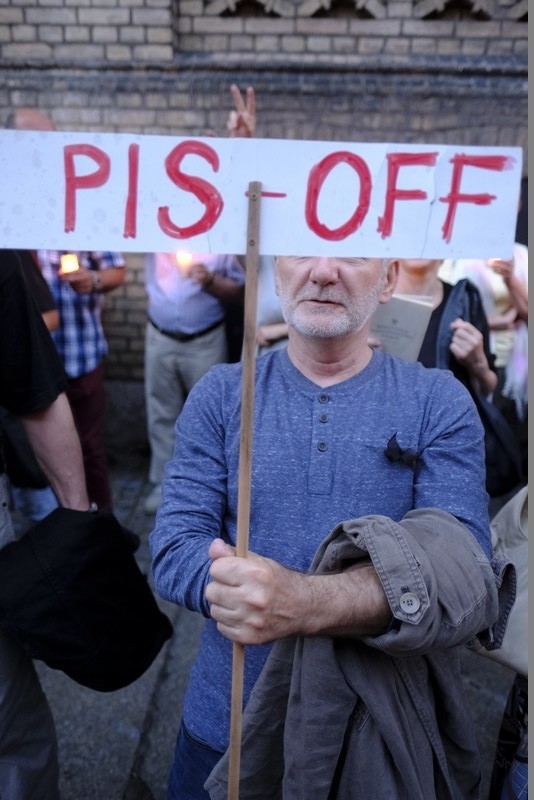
[227,181,262,800]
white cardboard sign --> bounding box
[0,130,522,258]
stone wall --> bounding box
[0,0,527,381]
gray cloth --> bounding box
[206,508,515,800]
[144,319,228,484]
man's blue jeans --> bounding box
[167,721,224,800]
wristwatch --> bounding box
[90,271,103,293]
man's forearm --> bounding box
[208,541,391,645]
[22,393,89,510]
[290,562,391,639]
[98,266,125,294]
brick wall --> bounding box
[0,0,527,380]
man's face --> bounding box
[274,256,396,338]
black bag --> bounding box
[0,507,173,692]
[471,390,524,498]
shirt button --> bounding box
[318,394,330,404]
[319,413,329,423]
[317,441,328,452]
[399,592,421,614]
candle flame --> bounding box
[176,251,192,266]
[60,253,80,273]
[176,251,193,276]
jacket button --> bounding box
[399,592,421,614]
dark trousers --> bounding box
[67,364,113,511]
[167,721,223,800]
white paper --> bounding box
[0,131,522,258]
[370,294,434,361]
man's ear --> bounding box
[378,259,399,304]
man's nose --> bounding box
[309,258,339,283]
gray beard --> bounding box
[279,284,384,339]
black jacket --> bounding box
[431,278,494,386]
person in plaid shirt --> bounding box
[8,107,128,515]
[37,248,125,513]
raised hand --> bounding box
[226,84,256,138]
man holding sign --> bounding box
[150,254,510,799]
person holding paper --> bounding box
[150,255,511,800]
[449,245,528,488]
[394,259,524,501]
[395,258,497,396]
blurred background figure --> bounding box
[448,244,528,484]
[395,258,497,395]
[36,248,127,513]
[143,251,244,514]
[394,258,523,503]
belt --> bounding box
[148,317,224,342]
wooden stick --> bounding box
[227,181,262,800]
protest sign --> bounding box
[0,130,522,257]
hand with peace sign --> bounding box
[226,84,256,138]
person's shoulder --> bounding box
[190,350,280,395]
[0,250,29,305]
[446,275,480,299]
[380,352,435,378]
[381,353,468,397]
[90,251,126,268]
[190,360,243,395]
[0,249,22,281]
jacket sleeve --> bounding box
[314,508,515,656]
[465,279,496,372]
